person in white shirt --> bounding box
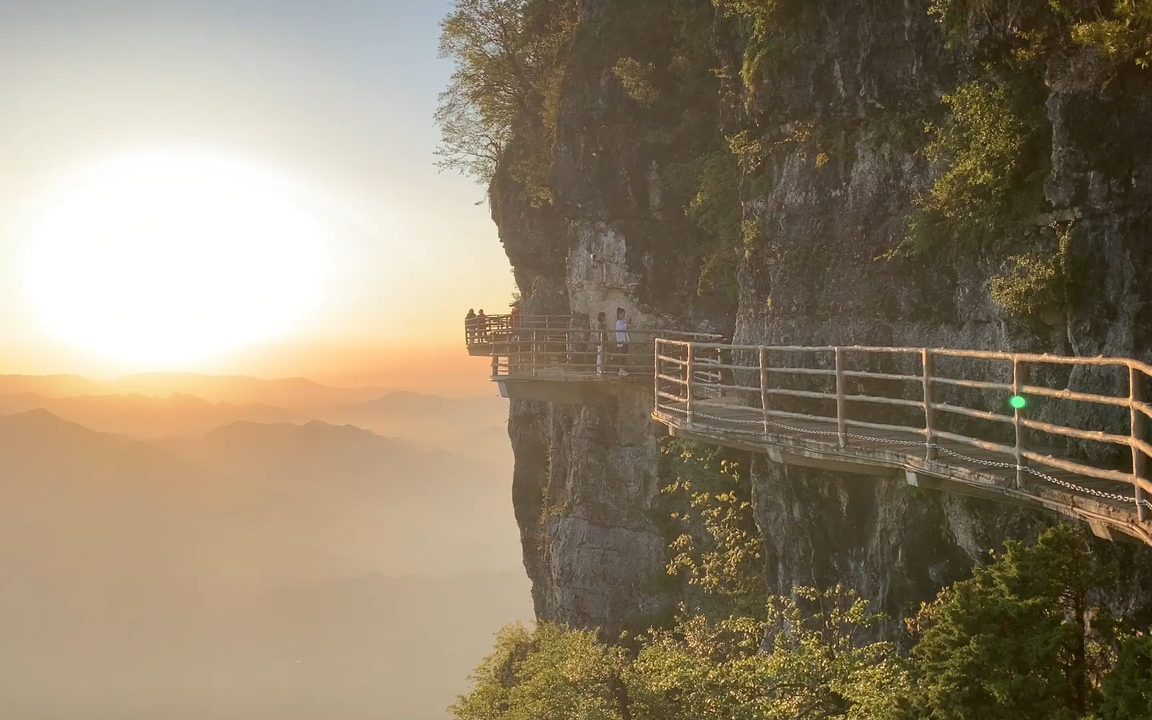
[615,308,631,376]
[596,312,608,375]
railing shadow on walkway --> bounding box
[653,339,1152,545]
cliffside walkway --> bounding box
[654,339,1152,545]
[463,315,1152,544]
[469,315,722,404]
[464,314,570,356]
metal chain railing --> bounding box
[660,407,1152,511]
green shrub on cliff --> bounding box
[454,527,1152,720]
[660,440,766,617]
[988,223,1073,319]
[449,623,628,720]
[450,588,905,720]
[626,587,907,720]
[1071,0,1152,69]
[909,0,1152,257]
[932,0,1152,70]
[907,79,1047,253]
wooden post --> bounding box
[922,349,937,461]
[1131,365,1147,522]
[834,347,847,448]
[686,343,696,427]
[1012,356,1024,489]
[653,339,662,416]
[760,348,770,439]
[531,331,539,378]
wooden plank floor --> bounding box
[656,398,1152,545]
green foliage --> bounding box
[660,440,766,617]
[1097,633,1152,720]
[1071,0,1152,68]
[456,528,1152,720]
[714,0,807,98]
[727,130,769,170]
[989,223,1073,318]
[904,525,1118,720]
[930,0,1152,69]
[626,587,904,720]
[685,150,744,297]
[450,623,628,720]
[435,0,577,203]
[907,79,1047,252]
[612,57,660,107]
[454,589,903,720]
[919,0,1152,260]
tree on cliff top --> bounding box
[435,0,576,204]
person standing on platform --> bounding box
[465,309,476,344]
[595,312,608,376]
[509,306,523,370]
[615,308,631,376]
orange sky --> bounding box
[0,2,514,395]
[222,338,503,398]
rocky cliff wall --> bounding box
[491,0,1152,638]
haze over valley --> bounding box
[0,375,527,720]
[0,1,533,718]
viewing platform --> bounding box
[462,313,1152,545]
[464,314,570,356]
[485,321,722,405]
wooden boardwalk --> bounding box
[656,399,1147,544]
[463,315,1152,545]
[652,340,1152,546]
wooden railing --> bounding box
[489,327,723,380]
[464,314,571,350]
[654,340,1152,525]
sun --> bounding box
[22,150,331,367]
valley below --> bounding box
[0,374,529,720]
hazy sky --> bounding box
[0,0,511,393]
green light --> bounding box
[1010,395,1027,410]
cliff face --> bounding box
[493,0,736,637]
[493,0,1152,637]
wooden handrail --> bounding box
[651,337,1152,538]
[477,323,1152,534]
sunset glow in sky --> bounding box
[0,1,512,394]
[24,151,332,365]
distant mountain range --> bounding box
[0,380,523,720]
[0,372,395,409]
[0,384,511,464]
[0,409,520,585]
